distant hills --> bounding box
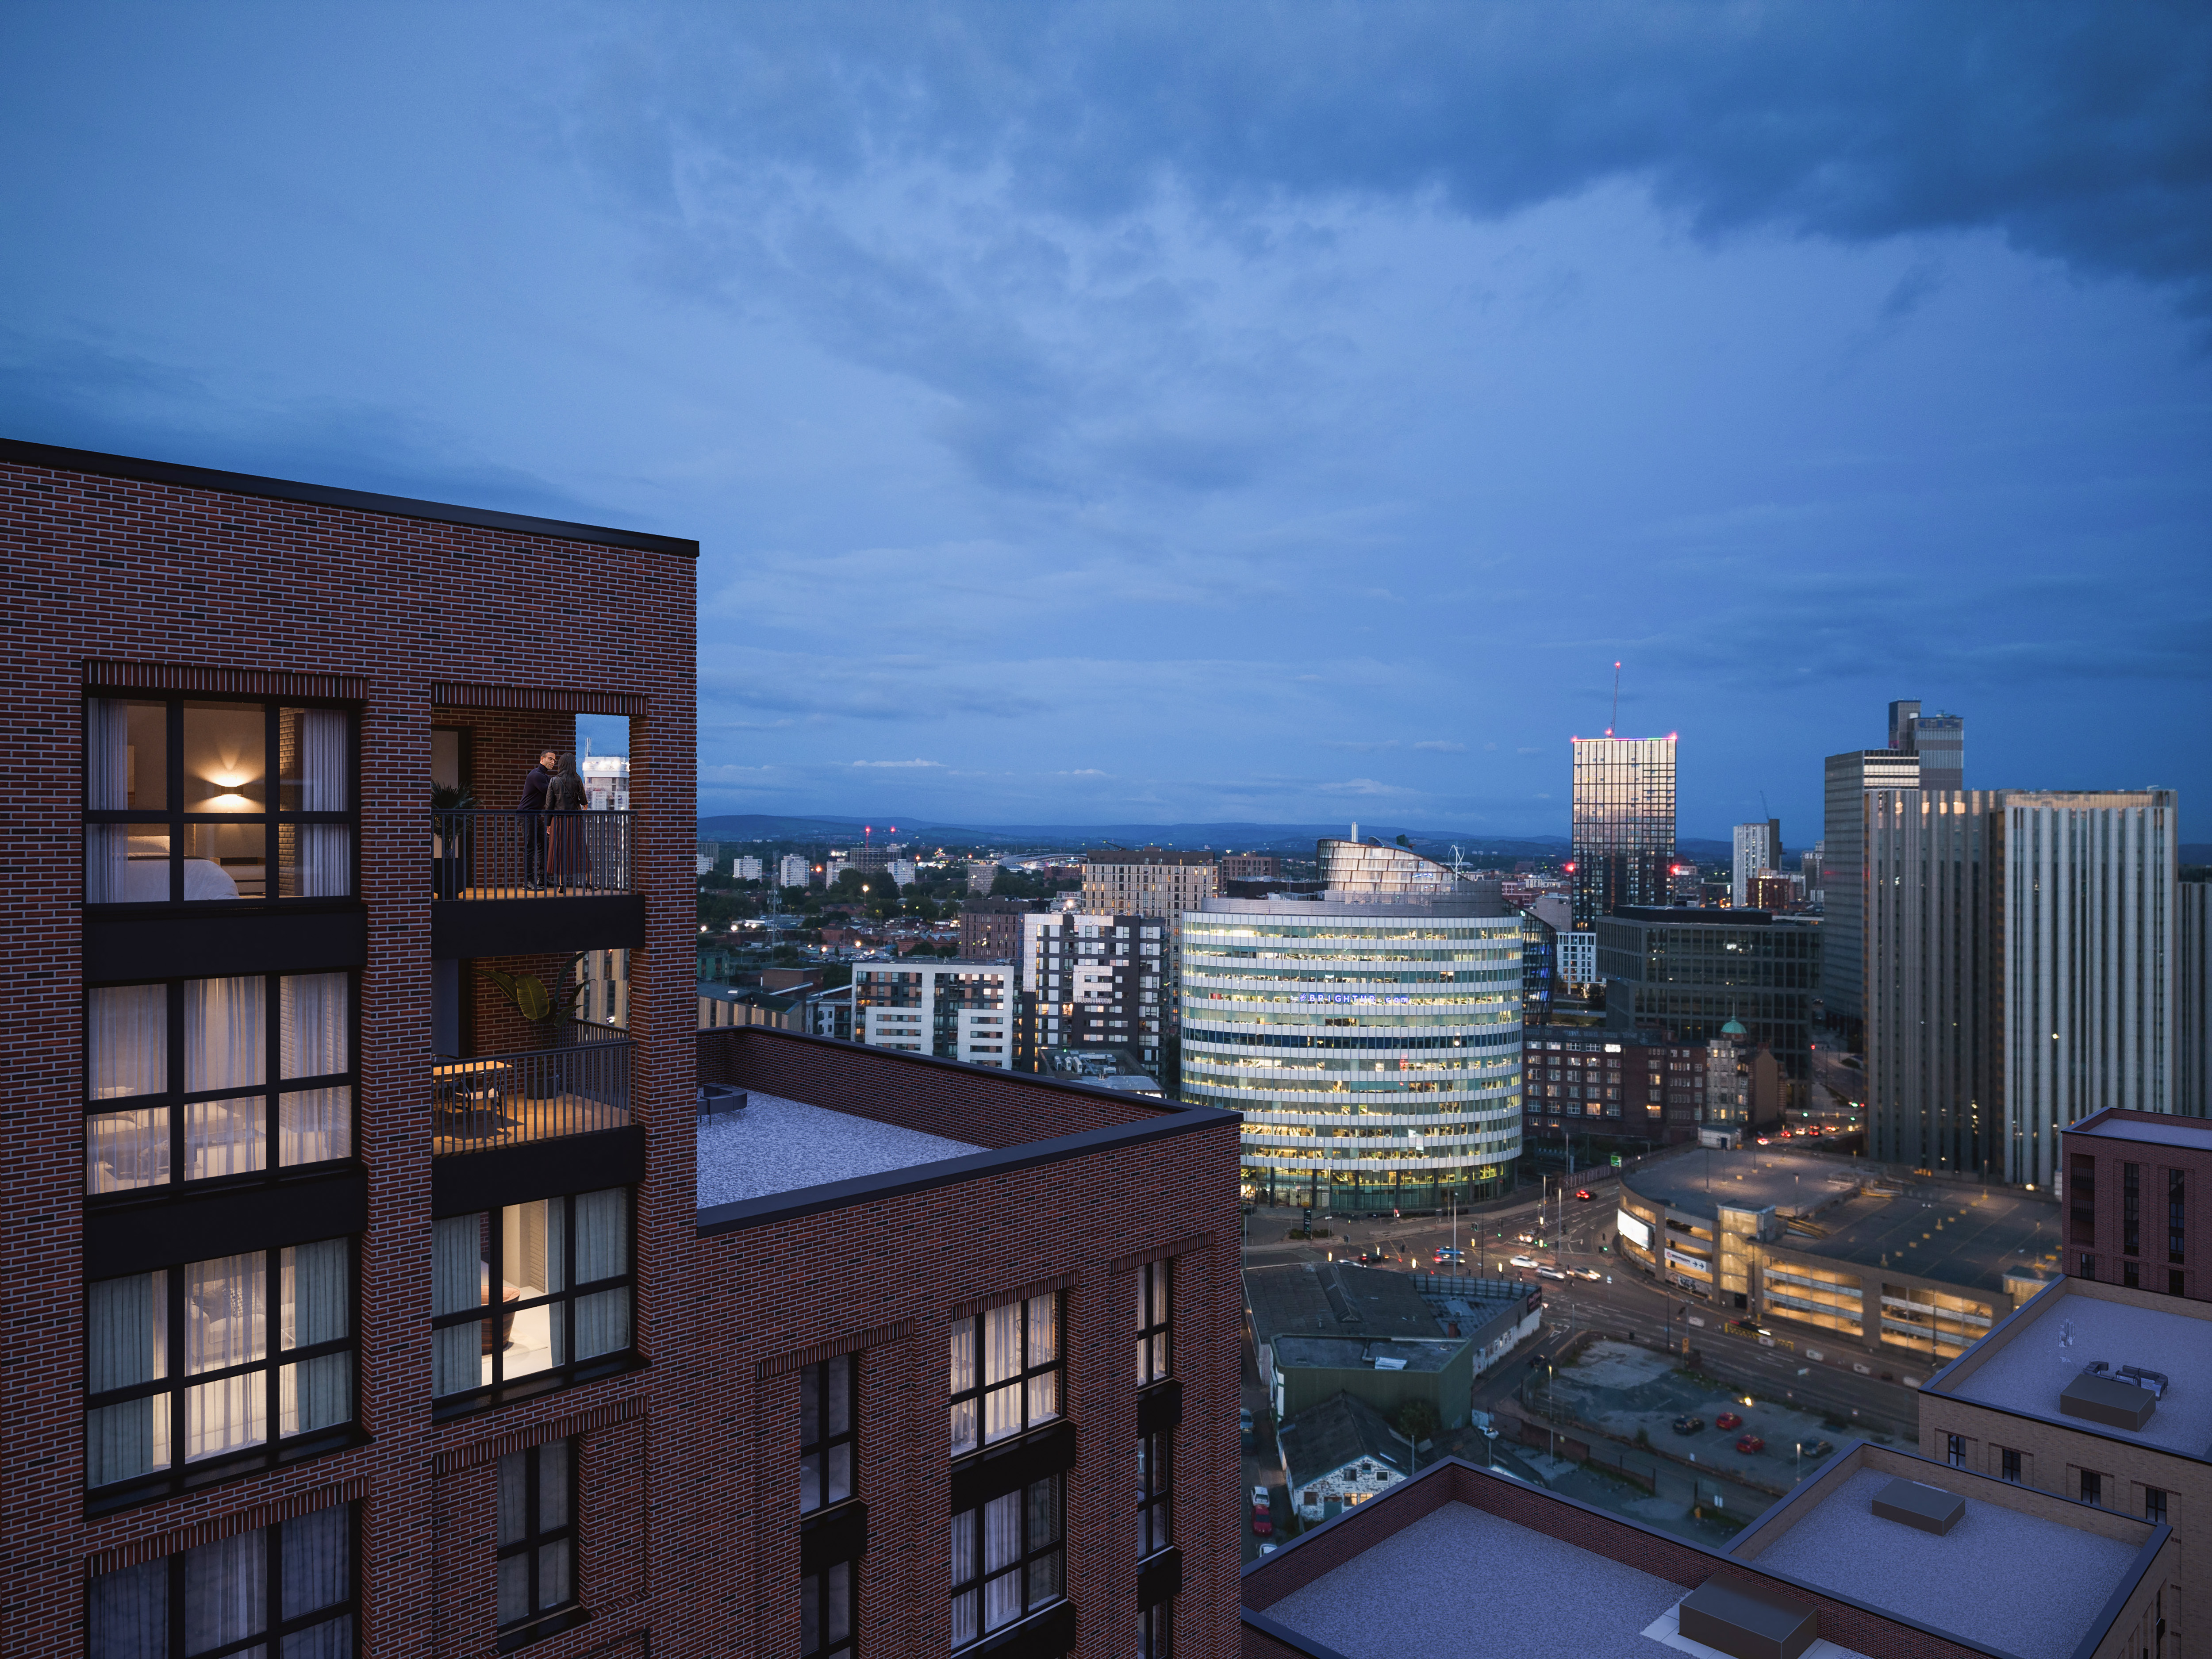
[695,812,1739,864]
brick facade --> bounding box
[2062,1108,2212,1302]
[3,442,1242,1659]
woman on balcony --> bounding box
[543,753,592,892]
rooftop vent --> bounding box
[696,1084,748,1121]
[1678,1575,1819,1659]
[2083,1360,2169,1399]
[1872,1478,1964,1536]
[2061,1371,2157,1431]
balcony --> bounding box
[431,810,634,899]
[431,811,644,959]
[432,1025,632,1156]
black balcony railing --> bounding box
[431,1033,631,1154]
[431,810,634,899]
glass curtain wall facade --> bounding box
[1570,737,1676,930]
[1179,897,1522,1213]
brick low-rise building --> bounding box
[2061,1107,2212,1302]
[1521,1024,1703,1151]
[3,440,1241,1659]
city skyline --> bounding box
[4,9,2207,838]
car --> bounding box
[1794,1439,1835,1460]
[1252,1484,1271,1507]
[1714,1411,1743,1431]
[1574,1188,1594,1201]
[1736,1434,1766,1455]
[1575,1267,1601,1281]
[1433,1246,1463,1261]
[1259,1542,1279,1555]
[1252,1512,1274,1536]
[1671,1414,1704,1434]
[1509,1254,1540,1269]
[1537,1267,1568,1281]
[1516,1233,1536,1244]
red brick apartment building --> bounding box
[2062,1108,2212,1301]
[0,440,1242,1659]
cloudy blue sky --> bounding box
[5,4,2208,840]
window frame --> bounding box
[801,1352,857,1516]
[83,695,360,907]
[800,1560,856,1659]
[1138,1601,1172,1659]
[1137,1259,1172,1386]
[2145,1486,2167,1525]
[496,1439,581,1649]
[82,1237,360,1513]
[2000,1447,2022,1483]
[84,1500,358,1659]
[83,970,360,1202]
[430,1187,639,1419]
[949,1294,1061,1459]
[949,1472,1065,1650]
[1137,1430,1172,1561]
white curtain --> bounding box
[281,1505,351,1619]
[90,985,166,1098]
[182,1530,266,1653]
[183,1254,265,1462]
[290,708,351,898]
[983,1303,1022,1445]
[948,1511,979,1651]
[981,1490,1023,1630]
[573,1188,626,1282]
[86,1271,169,1487]
[85,699,131,903]
[87,1558,167,1659]
[572,1289,630,1362]
[280,1240,350,1436]
[280,973,348,1077]
[431,1215,484,1398]
[279,1088,350,1168]
[186,1096,266,1182]
[187,976,265,1091]
[86,1108,170,1195]
[949,1323,977,1455]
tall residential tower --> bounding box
[1569,736,1676,931]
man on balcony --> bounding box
[519,749,556,889]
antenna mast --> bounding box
[1608,661,1621,737]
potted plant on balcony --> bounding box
[478,954,591,1037]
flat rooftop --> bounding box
[1248,1262,1449,1344]
[695,1091,983,1210]
[1272,1336,1460,1374]
[2070,1112,2212,1152]
[1260,1500,1866,1659]
[1744,1467,2140,1659]
[1801,1186,2059,1295]
[1943,1287,2212,1460]
[1624,1148,1862,1222]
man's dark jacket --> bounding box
[518,764,553,813]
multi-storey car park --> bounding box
[1179,857,1524,1214]
[4,439,1243,1659]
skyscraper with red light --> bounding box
[1569,735,1678,930]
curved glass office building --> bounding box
[1181,852,1523,1212]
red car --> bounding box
[1252,1510,1274,1536]
[1736,1434,1766,1455]
[1574,1189,1594,1201]
[1714,1412,1743,1431]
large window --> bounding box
[1137,1260,1171,1386]
[949,1475,1064,1650]
[85,972,354,1197]
[949,1295,1059,1457]
[431,1189,634,1410]
[1137,1432,1171,1559]
[497,1440,578,1647]
[85,698,354,903]
[802,1563,855,1659]
[87,1502,355,1659]
[84,1239,355,1506]
[801,1354,855,1514]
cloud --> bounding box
[1413,740,1467,753]
[851,758,944,768]
[1316,777,1415,796]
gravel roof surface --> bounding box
[1748,1468,2142,1659]
[1947,1291,2212,1460]
[695,1091,983,1210]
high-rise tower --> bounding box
[1570,736,1676,930]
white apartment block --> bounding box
[735,855,763,882]
[1555,930,1597,987]
[1732,820,1779,910]
[852,960,1015,1068]
[779,853,809,888]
